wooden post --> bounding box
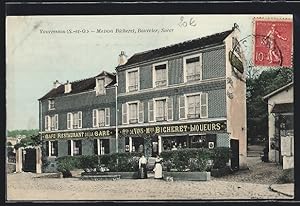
[15,148,23,173]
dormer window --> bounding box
[48,99,55,110]
[153,62,168,88]
[96,78,105,95]
[184,54,202,82]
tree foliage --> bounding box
[7,129,39,138]
[246,67,293,144]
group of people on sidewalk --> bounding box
[138,154,163,179]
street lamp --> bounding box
[115,75,119,153]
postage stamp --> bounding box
[253,18,293,67]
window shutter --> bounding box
[45,116,49,131]
[200,93,208,118]
[92,109,97,127]
[53,141,58,156]
[167,97,173,120]
[68,140,71,155]
[179,96,186,119]
[78,112,82,128]
[54,114,58,130]
[122,103,128,124]
[148,100,154,122]
[67,113,72,129]
[105,108,110,126]
[138,102,144,123]
[45,141,49,156]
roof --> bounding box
[117,29,234,68]
[39,71,116,100]
[263,82,293,100]
[271,103,294,113]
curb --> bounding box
[268,184,294,198]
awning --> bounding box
[271,103,294,113]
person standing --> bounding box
[153,155,163,179]
[138,154,148,179]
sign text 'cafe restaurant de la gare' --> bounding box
[39,25,247,169]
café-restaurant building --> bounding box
[39,24,247,169]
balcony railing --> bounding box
[73,124,78,129]
[187,113,200,119]
[128,85,138,92]
[129,119,138,124]
[155,80,167,87]
[156,116,167,122]
[98,122,105,127]
[186,74,200,82]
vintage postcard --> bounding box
[6,14,294,201]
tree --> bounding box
[247,67,293,144]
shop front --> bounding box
[119,120,227,157]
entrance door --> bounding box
[230,139,239,171]
[23,148,36,172]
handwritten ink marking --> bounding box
[178,16,197,28]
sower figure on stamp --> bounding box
[153,155,163,179]
[261,24,287,64]
[138,154,148,179]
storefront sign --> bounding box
[42,129,115,140]
[119,120,226,136]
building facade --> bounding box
[39,24,247,169]
[263,82,294,169]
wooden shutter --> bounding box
[148,100,154,122]
[67,113,72,129]
[122,103,128,124]
[167,97,173,120]
[92,109,98,127]
[200,93,208,118]
[45,141,49,156]
[54,114,58,130]
[105,108,110,126]
[138,102,144,123]
[68,140,71,155]
[179,96,186,119]
[78,112,82,128]
[45,116,50,131]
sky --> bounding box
[6,14,292,130]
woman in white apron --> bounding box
[153,155,163,179]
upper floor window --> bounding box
[126,68,139,92]
[148,97,173,122]
[179,93,208,119]
[67,111,82,129]
[45,114,58,131]
[184,54,202,82]
[48,99,55,110]
[96,78,105,95]
[153,62,168,88]
[122,101,144,124]
[93,108,110,127]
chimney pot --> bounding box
[118,51,128,66]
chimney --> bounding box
[53,80,60,89]
[64,80,72,93]
[118,51,127,66]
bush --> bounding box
[56,156,80,177]
[276,168,294,184]
[78,155,98,169]
[160,148,213,172]
[211,147,231,169]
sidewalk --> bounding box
[269,183,294,197]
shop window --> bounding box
[127,69,139,92]
[191,135,207,148]
[68,140,82,156]
[45,114,58,131]
[48,99,55,110]
[93,108,110,127]
[67,111,82,129]
[184,54,202,82]
[94,139,110,155]
[162,136,188,151]
[153,63,167,87]
[46,141,58,156]
[125,137,144,153]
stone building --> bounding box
[39,24,247,169]
[263,82,294,169]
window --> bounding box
[122,101,144,124]
[67,111,82,129]
[153,62,167,87]
[93,108,110,127]
[149,98,173,122]
[68,140,82,156]
[48,99,55,110]
[179,93,208,119]
[45,114,58,131]
[94,139,110,155]
[184,54,202,82]
[127,69,139,92]
[46,141,58,156]
[96,78,105,95]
